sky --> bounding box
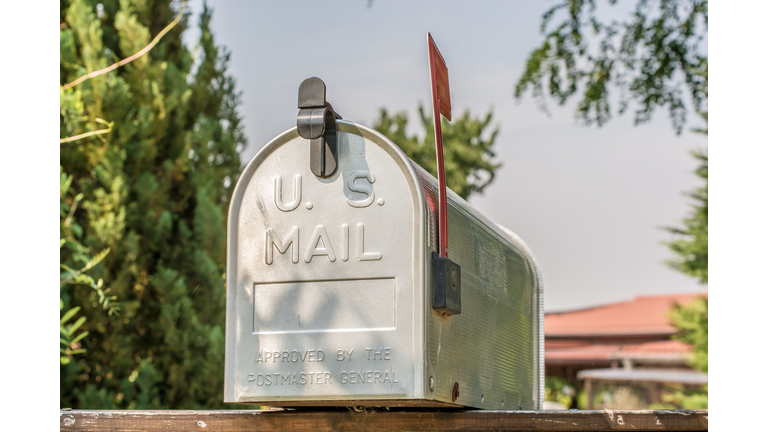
[182,0,708,312]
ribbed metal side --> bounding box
[412,163,539,410]
[496,225,544,410]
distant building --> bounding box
[544,293,707,409]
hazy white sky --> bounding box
[183,0,708,311]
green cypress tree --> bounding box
[60,0,245,409]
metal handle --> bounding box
[297,77,342,178]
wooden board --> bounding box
[60,409,708,431]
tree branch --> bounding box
[60,0,186,91]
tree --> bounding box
[670,296,707,373]
[60,167,119,367]
[665,149,707,283]
[60,0,245,409]
[373,105,501,200]
[515,0,707,134]
[517,0,708,409]
[516,0,708,274]
[660,125,707,409]
[648,295,708,409]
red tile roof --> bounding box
[617,340,692,359]
[545,338,694,362]
[546,344,620,361]
[545,293,707,337]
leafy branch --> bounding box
[60,303,88,364]
[60,167,120,365]
[59,244,118,315]
[516,0,708,134]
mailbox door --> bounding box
[225,122,428,405]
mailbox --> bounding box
[224,79,543,409]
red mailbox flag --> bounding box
[427,33,451,258]
[428,34,452,122]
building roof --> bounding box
[545,343,619,361]
[545,339,693,363]
[576,368,708,385]
[545,293,708,337]
[617,340,692,359]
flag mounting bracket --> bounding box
[297,77,343,178]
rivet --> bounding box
[306,202,313,210]
[377,198,385,206]
[429,376,435,391]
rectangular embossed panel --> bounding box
[253,278,396,334]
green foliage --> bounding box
[60,303,88,364]
[545,376,576,408]
[651,385,708,409]
[60,0,244,409]
[651,297,708,409]
[663,152,707,408]
[576,388,588,409]
[664,59,707,281]
[665,149,707,283]
[515,0,708,134]
[61,167,119,366]
[670,297,708,373]
[373,105,501,200]
[662,73,707,409]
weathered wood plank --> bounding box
[60,409,707,431]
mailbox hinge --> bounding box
[297,77,342,178]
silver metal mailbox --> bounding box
[225,90,543,409]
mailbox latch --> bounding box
[432,251,461,315]
[297,77,342,178]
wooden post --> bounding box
[585,378,594,410]
[59,409,708,431]
[647,382,661,406]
